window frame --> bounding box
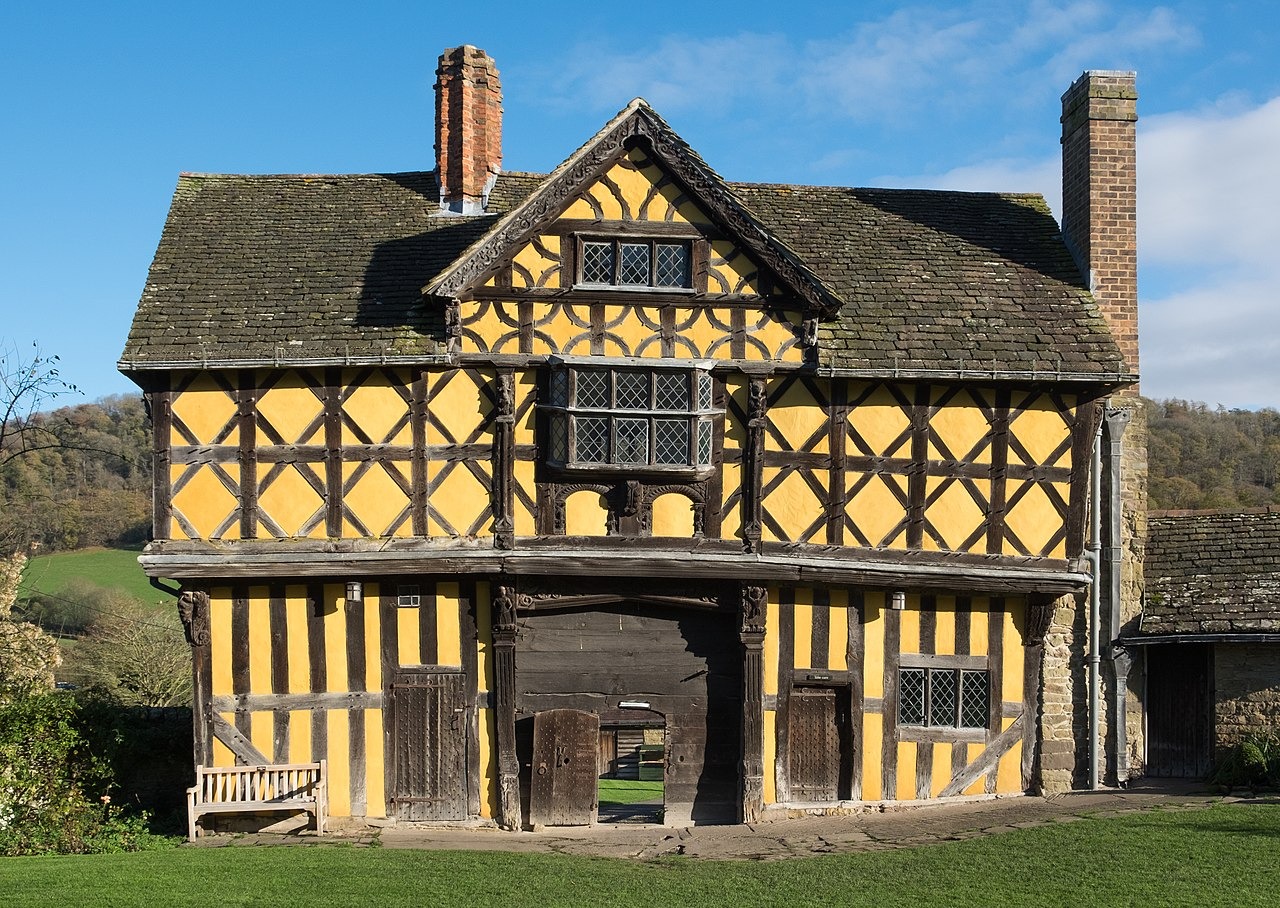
[897,664,990,731]
[575,236,694,291]
[543,360,719,475]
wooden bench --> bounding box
[187,761,327,841]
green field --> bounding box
[0,805,1277,907]
[598,779,664,806]
[18,546,163,606]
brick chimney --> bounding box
[1060,70,1138,386]
[435,45,502,215]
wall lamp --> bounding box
[346,581,364,605]
[890,590,907,611]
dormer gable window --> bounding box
[578,238,691,289]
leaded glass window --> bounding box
[898,667,989,729]
[576,238,692,289]
[544,366,718,471]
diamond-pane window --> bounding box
[549,414,568,463]
[899,669,927,726]
[899,667,990,729]
[616,372,649,410]
[615,418,648,464]
[550,371,570,408]
[655,243,688,287]
[619,243,650,285]
[577,239,691,288]
[576,371,609,409]
[581,241,615,284]
[697,419,713,465]
[655,372,689,411]
[697,373,713,411]
[655,419,688,465]
[960,671,989,728]
[576,417,609,463]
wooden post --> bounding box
[740,584,766,823]
[492,371,516,550]
[742,377,766,552]
[178,589,213,768]
[491,581,523,829]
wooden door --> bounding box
[529,709,600,827]
[788,686,842,801]
[389,671,468,820]
[1146,644,1213,778]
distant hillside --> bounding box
[1147,398,1280,510]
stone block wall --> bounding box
[1215,644,1280,754]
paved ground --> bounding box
[191,780,1261,860]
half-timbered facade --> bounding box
[121,48,1140,827]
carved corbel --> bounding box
[1024,594,1056,647]
[178,589,211,647]
[740,584,768,639]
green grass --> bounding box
[18,546,163,606]
[598,779,664,806]
[1,805,1278,907]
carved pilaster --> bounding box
[491,579,522,829]
[742,378,767,552]
[740,583,767,823]
[178,589,213,768]
[492,371,516,550]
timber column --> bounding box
[491,581,522,829]
[739,584,767,822]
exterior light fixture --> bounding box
[346,581,363,604]
[890,591,907,611]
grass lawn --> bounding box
[1,805,1277,907]
[598,779,663,806]
[18,546,162,606]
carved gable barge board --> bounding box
[425,100,843,324]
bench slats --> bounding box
[187,760,327,841]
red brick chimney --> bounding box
[435,45,503,215]
[1060,70,1138,388]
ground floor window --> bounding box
[898,667,989,729]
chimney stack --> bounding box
[435,45,502,215]
[1060,70,1138,388]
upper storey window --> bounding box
[579,239,691,289]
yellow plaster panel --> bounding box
[828,589,849,671]
[511,235,561,290]
[323,584,347,693]
[767,380,829,455]
[723,376,748,451]
[934,596,956,656]
[286,585,310,694]
[514,461,537,536]
[1003,601,1024,706]
[547,304,593,356]
[652,492,695,537]
[862,713,883,800]
[847,474,908,548]
[848,385,911,457]
[1009,396,1070,466]
[931,743,953,797]
[1005,482,1064,557]
[899,602,921,656]
[561,196,597,220]
[248,585,271,694]
[365,710,386,817]
[761,467,826,543]
[763,710,777,804]
[603,158,648,217]
[258,465,325,538]
[997,725,1022,793]
[707,240,759,295]
[970,597,990,657]
[289,711,311,763]
[436,582,462,668]
[928,391,993,463]
[210,587,233,697]
[744,312,803,363]
[565,489,609,536]
[601,305,663,358]
[343,462,411,538]
[476,582,492,692]
[397,601,420,667]
[362,584,382,693]
[719,466,742,541]
[514,371,538,445]
[342,379,411,446]
[257,376,323,445]
[213,720,235,768]
[428,461,492,538]
[863,592,885,699]
[478,707,497,819]
[793,589,813,671]
[896,742,918,801]
[763,585,780,697]
[172,374,238,446]
[250,711,273,765]
[923,477,988,552]
[460,301,520,356]
[327,710,350,816]
[427,370,493,445]
[673,308,728,360]
[171,464,239,540]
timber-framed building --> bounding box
[121,48,1142,828]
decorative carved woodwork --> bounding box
[178,589,211,647]
[740,584,767,636]
[492,370,516,550]
[742,376,767,552]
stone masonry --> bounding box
[1215,645,1280,755]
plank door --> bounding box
[389,671,469,821]
[1146,644,1213,778]
[528,709,600,827]
[788,686,845,802]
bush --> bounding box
[0,690,174,854]
[1208,733,1280,791]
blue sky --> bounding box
[2,1,1278,408]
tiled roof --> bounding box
[121,169,1126,380]
[1139,509,1280,636]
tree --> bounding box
[75,596,190,707]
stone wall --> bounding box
[1215,644,1280,755]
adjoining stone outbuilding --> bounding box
[1123,508,1280,777]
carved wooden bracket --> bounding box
[178,589,211,647]
[740,584,767,637]
[1024,594,1056,647]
